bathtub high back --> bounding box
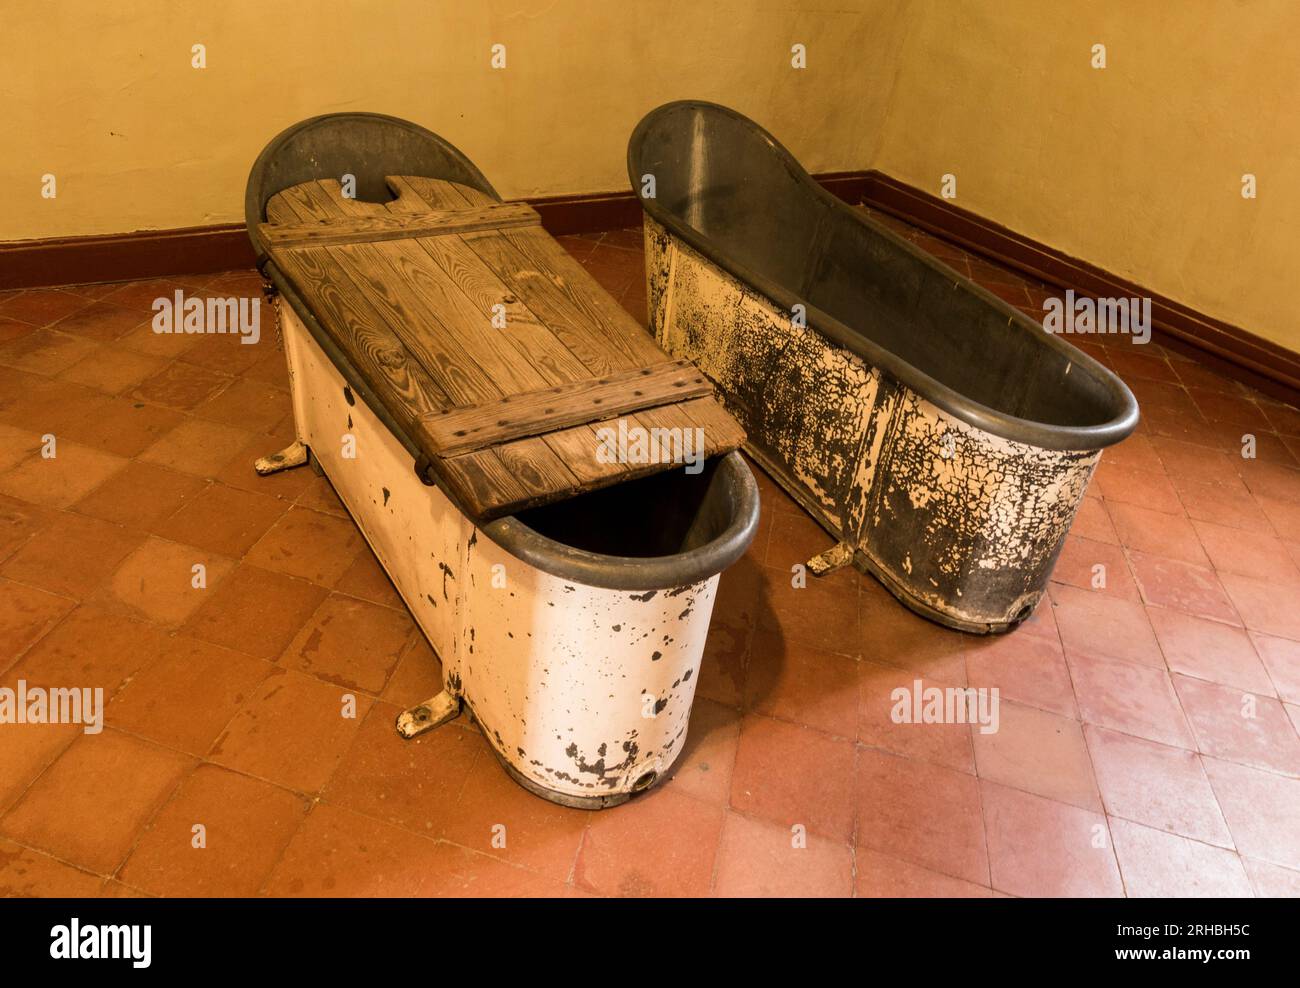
[246,112,758,806]
[629,100,1138,633]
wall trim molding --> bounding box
[2,169,1294,404]
[0,224,253,293]
[0,172,876,292]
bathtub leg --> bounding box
[807,541,855,578]
[254,440,309,476]
[395,690,462,739]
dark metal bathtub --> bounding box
[628,100,1139,632]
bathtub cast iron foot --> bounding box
[396,690,462,739]
[807,541,855,578]
[254,440,310,476]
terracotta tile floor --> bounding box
[2,219,1299,898]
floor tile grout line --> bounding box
[0,409,287,516]
[255,797,579,896]
[1121,531,1252,781]
[846,741,861,897]
[703,604,758,894]
[257,797,324,897]
[2,523,261,657]
[105,750,202,887]
[0,832,114,886]
[1044,567,1126,896]
[1051,684,1300,783]
[0,574,83,673]
[566,818,589,892]
[968,719,998,893]
[0,723,81,828]
[1099,781,1240,855]
[1196,757,1284,886]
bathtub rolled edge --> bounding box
[480,450,762,592]
[627,99,1142,455]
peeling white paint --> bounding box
[280,305,715,802]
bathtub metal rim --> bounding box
[628,98,1139,453]
[484,452,760,592]
[245,111,501,268]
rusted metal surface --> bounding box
[645,217,1097,632]
[279,304,727,803]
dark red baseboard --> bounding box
[2,169,1294,405]
[526,190,643,236]
[0,225,254,293]
[0,172,873,292]
[858,172,1300,406]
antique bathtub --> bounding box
[246,112,759,806]
[628,100,1139,633]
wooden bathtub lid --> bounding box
[260,176,744,521]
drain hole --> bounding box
[1012,603,1033,624]
[632,771,658,792]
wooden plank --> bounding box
[299,179,385,218]
[540,421,631,485]
[502,226,664,365]
[389,180,670,489]
[498,402,744,504]
[265,195,301,224]
[436,436,586,520]
[386,175,606,389]
[387,174,650,378]
[269,184,559,520]
[446,232,632,377]
[267,184,333,223]
[410,234,593,385]
[266,181,601,521]
[269,178,560,523]
[393,174,497,208]
[637,397,747,457]
[267,183,456,431]
[293,185,601,507]
[318,242,500,408]
[464,225,665,368]
[313,181,616,508]
[425,359,713,455]
[493,435,582,498]
[385,176,452,213]
[390,182,671,489]
[260,203,540,249]
[272,246,450,429]
[679,395,749,448]
[377,190,647,497]
[436,447,534,516]
[442,423,656,519]
[340,238,550,397]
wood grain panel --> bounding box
[263,175,744,519]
